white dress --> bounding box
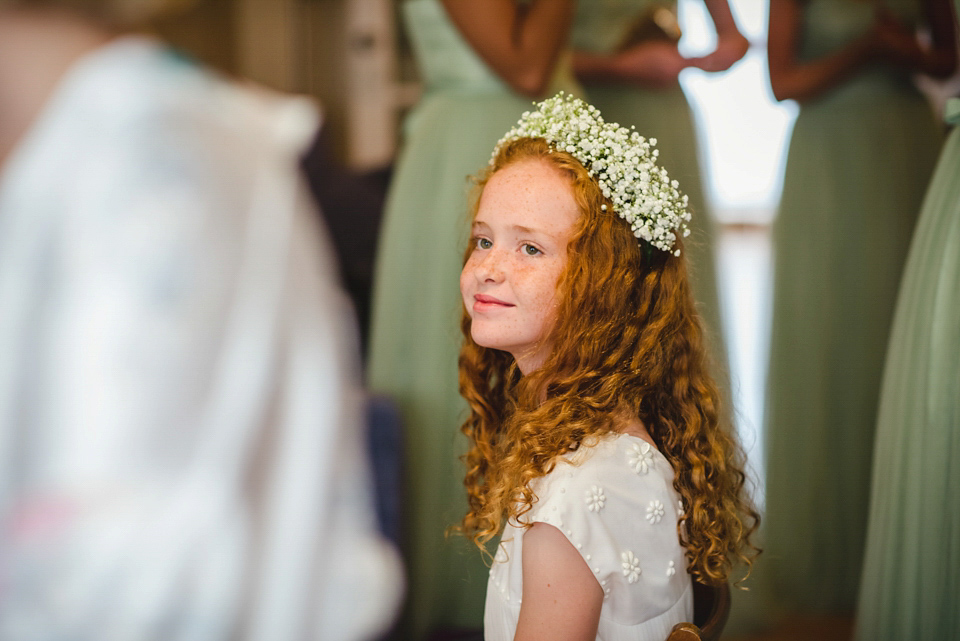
[484,433,693,641]
[0,37,401,641]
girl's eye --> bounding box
[522,244,542,256]
[476,237,493,250]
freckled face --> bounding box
[460,158,580,374]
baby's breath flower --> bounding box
[493,93,691,254]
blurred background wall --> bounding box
[155,0,411,171]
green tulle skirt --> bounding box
[763,88,942,613]
[368,90,535,637]
[855,107,960,640]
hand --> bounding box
[690,32,750,72]
[869,9,924,68]
[612,41,693,88]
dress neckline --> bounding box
[614,431,669,463]
[571,431,669,467]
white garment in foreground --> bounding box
[484,433,693,641]
[0,37,401,641]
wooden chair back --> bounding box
[666,580,731,641]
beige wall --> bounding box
[153,0,404,170]
[152,0,238,75]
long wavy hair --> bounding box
[458,137,760,586]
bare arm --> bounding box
[882,0,957,78]
[766,0,880,102]
[692,0,750,72]
[513,523,603,641]
[441,0,574,97]
[924,0,960,78]
[573,41,694,89]
[573,0,748,89]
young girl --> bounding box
[458,94,760,640]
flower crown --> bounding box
[493,93,691,255]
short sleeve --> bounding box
[522,436,689,624]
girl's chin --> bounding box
[470,332,514,355]
[471,335,503,351]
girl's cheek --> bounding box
[460,260,478,298]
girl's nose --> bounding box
[475,250,505,283]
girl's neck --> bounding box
[614,409,657,449]
[0,9,115,168]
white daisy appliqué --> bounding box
[666,560,676,577]
[627,441,655,475]
[621,551,642,584]
[585,485,606,513]
[646,499,665,524]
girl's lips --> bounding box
[473,294,514,310]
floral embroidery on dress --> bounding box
[585,485,606,512]
[627,441,655,474]
[621,551,642,584]
[646,499,665,524]
[666,560,676,577]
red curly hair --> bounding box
[458,137,760,586]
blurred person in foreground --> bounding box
[0,3,402,640]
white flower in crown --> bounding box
[493,93,692,255]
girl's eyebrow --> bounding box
[512,224,563,241]
[473,220,557,240]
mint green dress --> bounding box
[572,0,728,373]
[763,0,943,613]
[854,81,960,641]
[367,2,578,637]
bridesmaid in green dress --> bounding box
[570,0,749,377]
[856,5,959,638]
[764,0,956,614]
[367,1,578,637]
